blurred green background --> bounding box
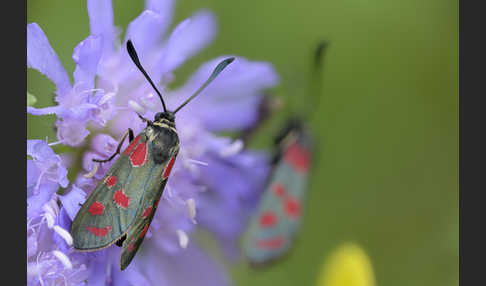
[27,0,458,285]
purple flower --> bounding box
[27,24,117,146]
[27,140,68,218]
[27,0,279,285]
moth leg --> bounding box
[92,128,134,163]
[137,112,153,126]
[115,234,127,247]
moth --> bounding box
[71,40,234,271]
[242,41,328,266]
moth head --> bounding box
[154,111,175,123]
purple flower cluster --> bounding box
[27,0,279,285]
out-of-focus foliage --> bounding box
[27,0,458,285]
[27,92,37,107]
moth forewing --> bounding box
[71,131,179,252]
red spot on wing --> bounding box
[155,198,161,208]
[113,189,130,208]
[88,201,104,216]
[128,242,135,252]
[142,206,153,218]
[140,224,149,238]
[271,183,286,197]
[283,197,301,219]
[259,211,278,228]
[130,142,147,167]
[283,143,310,173]
[123,135,140,155]
[104,175,117,188]
[162,156,176,180]
[256,236,286,249]
[86,226,111,237]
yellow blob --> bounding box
[316,243,376,286]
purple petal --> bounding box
[109,110,146,139]
[136,242,231,286]
[197,145,270,259]
[87,0,116,57]
[124,10,170,56]
[27,139,56,160]
[27,105,63,116]
[52,207,73,252]
[58,185,87,221]
[158,10,216,73]
[73,35,103,89]
[87,79,118,128]
[27,23,71,97]
[90,133,118,156]
[145,0,174,17]
[56,119,90,146]
[27,166,58,218]
[27,140,69,188]
[112,267,151,286]
[27,159,41,188]
[173,56,279,131]
[27,232,38,258]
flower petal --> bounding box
[145,0,174,17]
[87,0,116,56]
[58,185,87,221]
[138,242,231,286]
[27,23,71,97]
[27,105,63,116]
[27,162,59,218]
[157,10,217,73]
[197,143,270,259]
[124,10,170,56]
[73,35,103,89]
[90,133,118,156]
[172,56,279,131]
[56,118,90,146]
[27,139,69,188]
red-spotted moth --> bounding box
[242,41,328,265]
[70,40,234,270]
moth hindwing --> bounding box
[70,39,234,270]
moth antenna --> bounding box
[305,40,329,119]
[314,40,329,71]
[173,57,235,114]
[126,40,167,112]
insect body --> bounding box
[242,118,312,265]
[242,42,328,266]
[71,40,234,270]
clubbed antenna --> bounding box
[126,40,167,112]
[173,57,235,114]
[314,41,329,70]
[301,40,329,122]
[309,40,329,110]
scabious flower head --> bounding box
[27,0,279,285]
